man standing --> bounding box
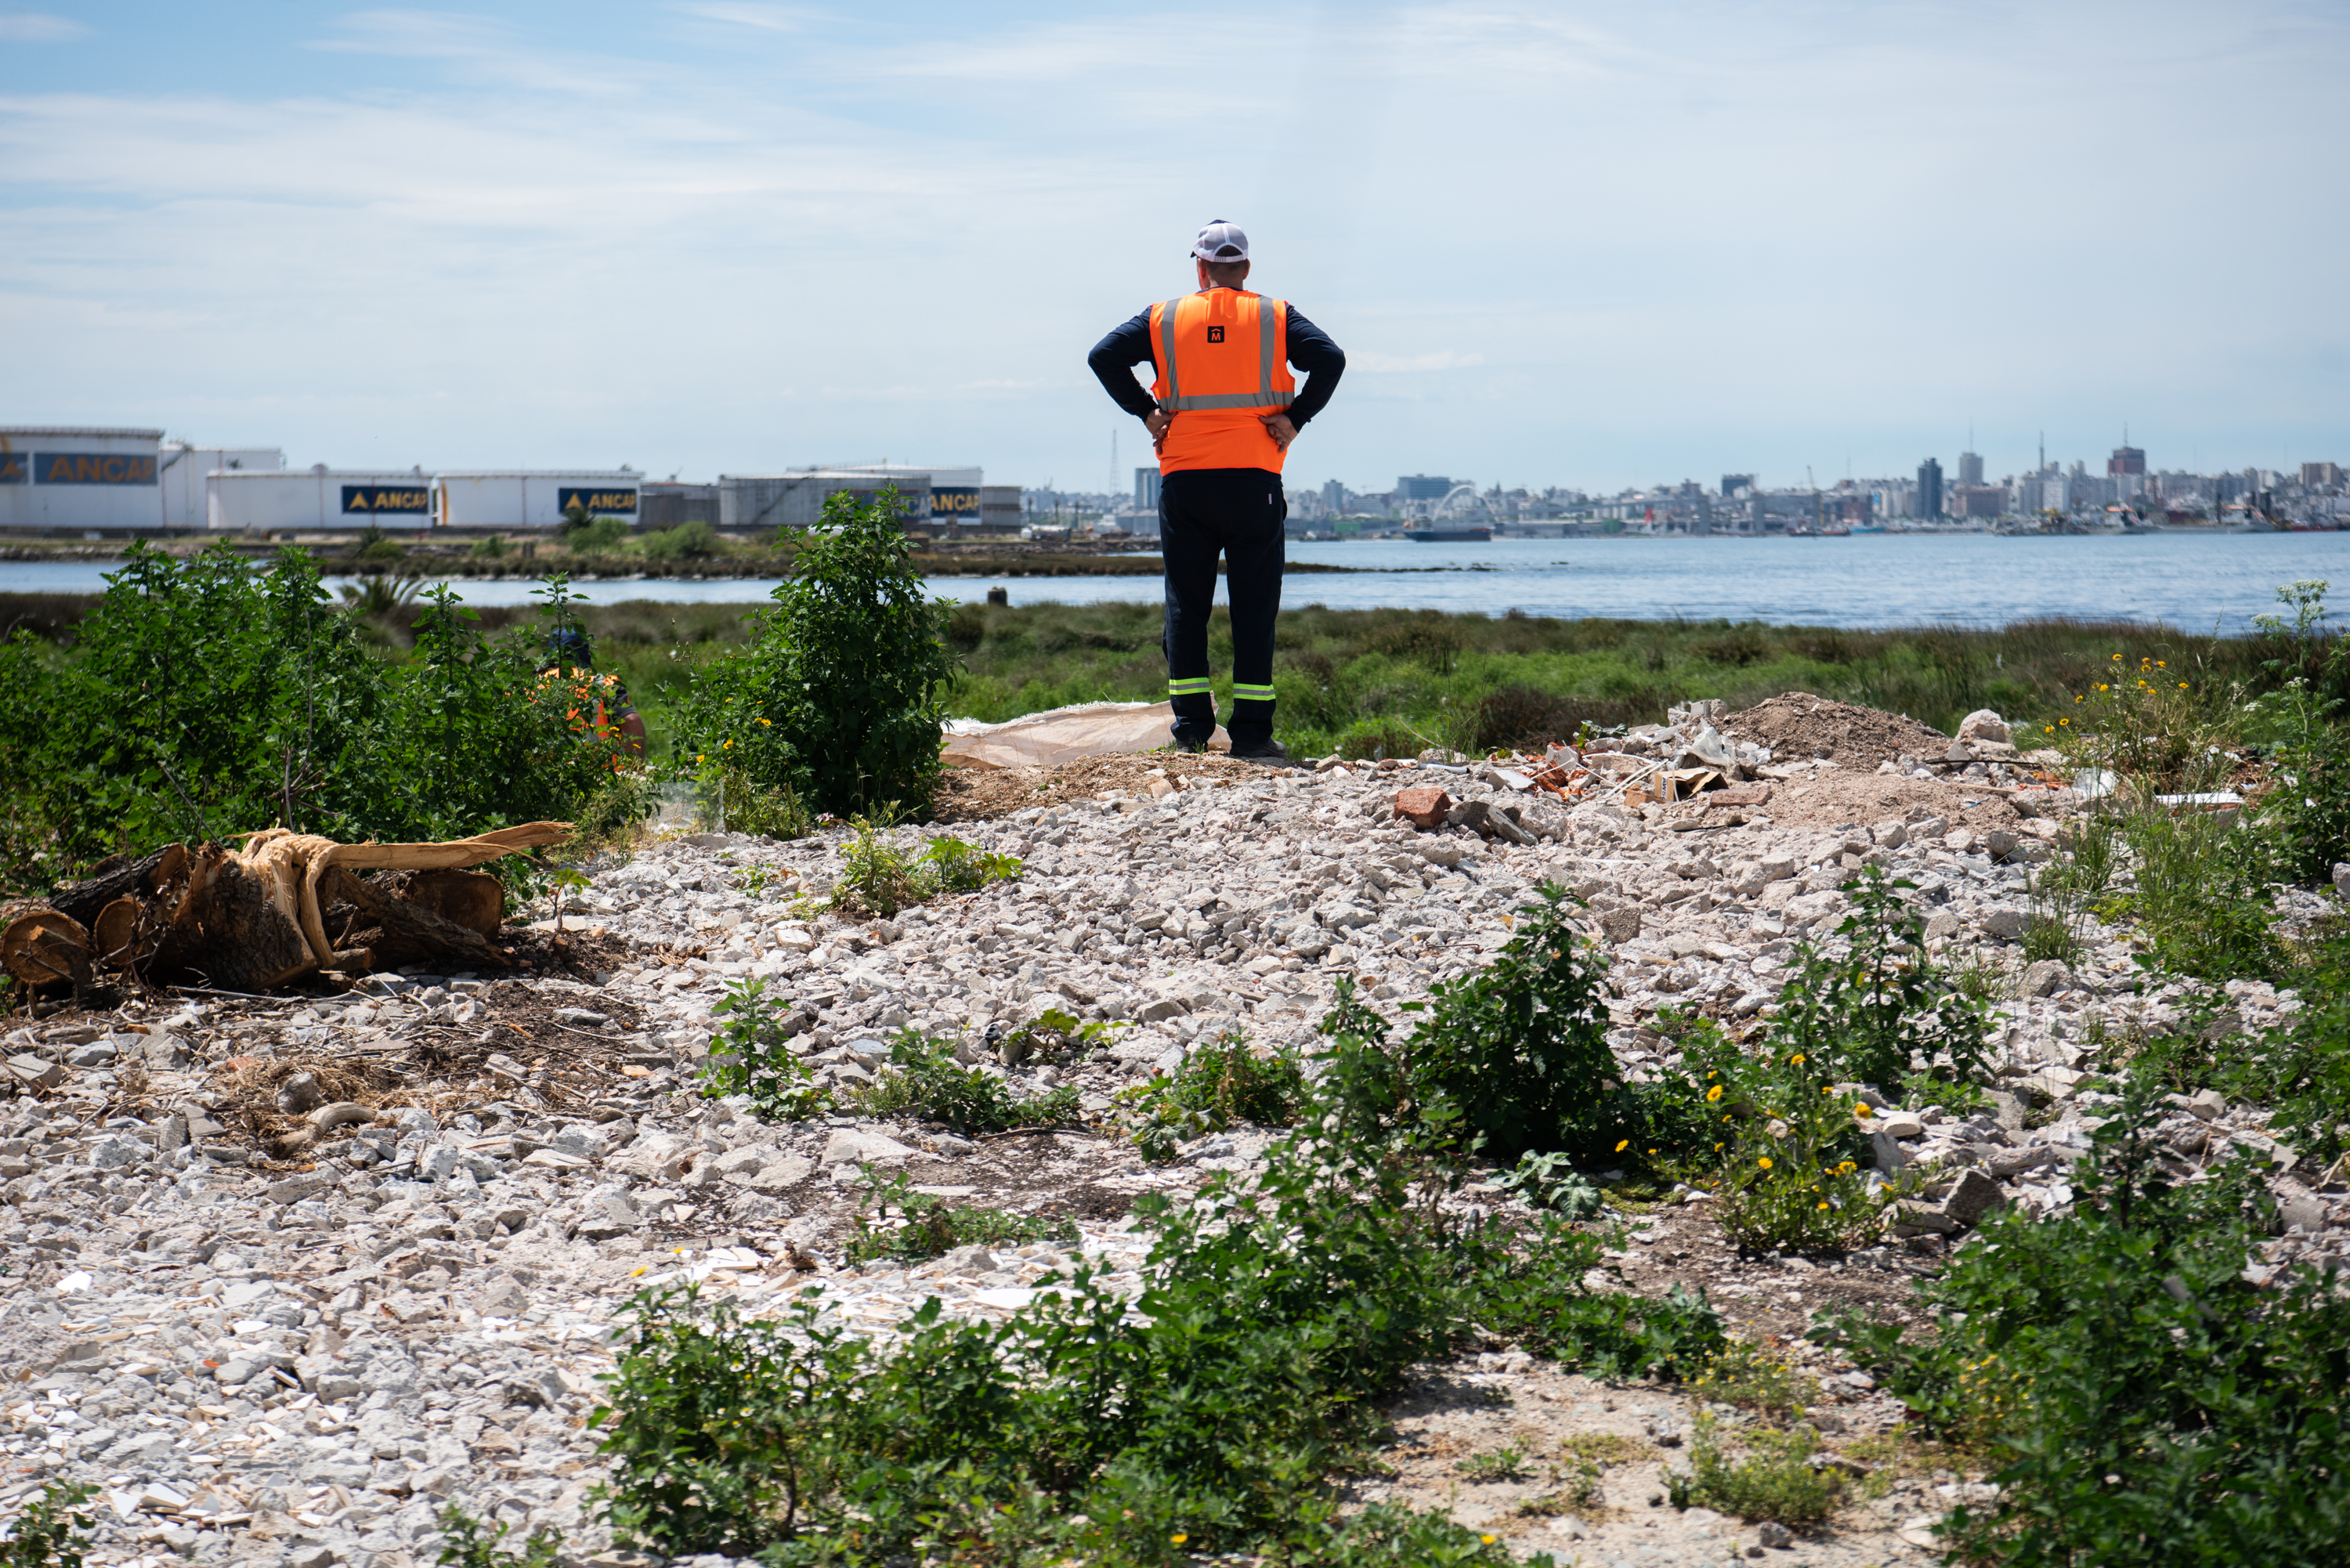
[1088,219,1345,761]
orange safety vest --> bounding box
[1149,288,1296,475]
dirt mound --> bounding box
[1726,692,1949,769]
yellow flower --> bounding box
[1481,1536,1497,1545]
[1616,1139,1629,1151]
[1758,1156,1773,1170]
[1171,1534,1188,1546]
[2111,653,2122,660]
[2178,682,2188,689]
[1817,1201,1830,1210]
[1706,1084,1724,1103]
[1788,1052,1806,1065]
[758,717,772,725]
[1854,1103,1870,1118]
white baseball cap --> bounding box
[1191,219,1249,262]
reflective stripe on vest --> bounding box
[1152,293,1294,414]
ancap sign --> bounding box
[931,486,981,518]
[33,453,158,486]
[559,487,638,515]
[342,485,432,515]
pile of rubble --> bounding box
[1,702,2341,1568]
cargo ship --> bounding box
[1403,526,1492,542]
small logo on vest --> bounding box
[1206,324,1226,343]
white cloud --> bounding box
[671,3,822,34]
[0,12,86,41]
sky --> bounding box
[2,2,2345,496]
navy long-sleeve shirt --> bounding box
[1089,295,1346,428]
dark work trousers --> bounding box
[1160,467,1286,749]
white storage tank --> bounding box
[719,471,934,531]
[208,468,436,533]
[437,471,640,531]
[160,443,284,529]
[0,426,164,535]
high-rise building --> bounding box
[1958,452,1984,486]
[1133,467,1160,511]
[1321,478,1346,515]
[1917,458,1943,518]
[2301,462,2343,489]
[1720,474,1755,498]
[2109,446,2146,476]
[1395,474,1454,501]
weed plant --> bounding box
[0,1483,95,1568]
[697,977,831,1122]
[844,1168,1078,1266]
[2250,581,2350,883]
[827,816,1021,918]
[674,487,951,817]
[1494,1151,1606,1219]
[696,763,812,840]
[1666,1417,1844,1525]
[432,1505,559,1568]
[1116,1031,1311,1162]
[588,898,1727,1567]
[1815,1086,2350,1566]
[1310,883,1625,1164]
[1690,1340,1823,1425]
[851,1031,1078,1133]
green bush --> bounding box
[674,486,951,817]
[853,1031,1078,1133]
[697,977,831,1122]
[1667,1417,1845,1525]
[0,546,615,892]
[1494,1151,1605,1219]
[0,1482,96,1568]
[844,1167,1078,1266]
[1311,883,1626,1164]
[640,520,720,562]
[432,1505,559,1568]
[1766,865,1994,1100]
[1816,1087,2350,1566]
[2250,580,2350,884]
[1117,1031,1311,1162]
[826,818,1022,917]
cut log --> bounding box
[45,844,188,930]
[0,910,90,987]
[396,869,504,939]
[91,897,144,966]
[179,856,316,992]
[324,867,508,974]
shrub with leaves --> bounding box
[0,1483,96,1568]
[1666,1416,1845,1525]
[433,1505,559,1568]
[1768,864,1993,1100]
[1495,1151,1606,1220]
[827,817,1022,918]
[852,1031,1077,1133]
[1815,1086,2350,1566]
[844,1167,1079,1266]
[1310,882,1625,1163]
[673,486,952,817]
[698,977,830,1122]
[1117,1030,1311,1162]
[0,546,620,894]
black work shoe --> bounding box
[1231,739,1292,765]
[1169,735,1212,755]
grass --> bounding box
[4,593,2325,773]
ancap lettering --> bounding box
[33,453,159,486]
[342,485,432,514]
[559,487,638,514]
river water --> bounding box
[7,533,2348,632]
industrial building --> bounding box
[435,471,642,532]
[718,471,934,532]
[0,428,295,536]
[208,468,436,533]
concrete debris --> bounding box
[1,698,2341,1566]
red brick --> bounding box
[1394,786,1453,829]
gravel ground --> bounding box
[3,713,2344,1568]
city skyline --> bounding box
[2,2,2345,491]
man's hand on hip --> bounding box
[1145,410,1172,451]
[1261,414,1298,451]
